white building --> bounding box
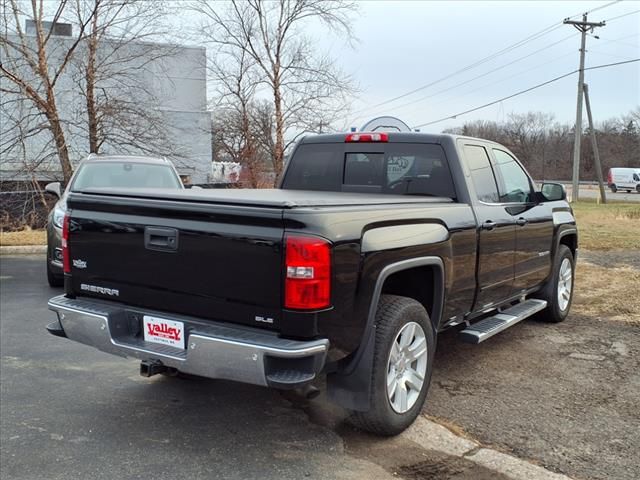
[1,21,212,184]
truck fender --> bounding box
[545,225,578,279]
[327,256,445,411]
[551,204,578,258]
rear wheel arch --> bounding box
[326,256,445,411]
[379,263,444,334]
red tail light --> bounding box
[607,169,612,184]
[62,214,71,274]
[345,132,388,143]
[284,235,331,310]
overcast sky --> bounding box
[320,0,640,132]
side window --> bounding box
[492,149,533,203]
[633,173,639,181]
[283,144,342,191]
[383,144,455,198]
[463,145,499,203]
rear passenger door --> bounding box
[490,148,554,292]
[462,143,516,310]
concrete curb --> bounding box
[404,417,572,480]
[0,245,47,255]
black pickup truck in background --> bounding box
[47,132,577,435]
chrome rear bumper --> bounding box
[48,295,328,388]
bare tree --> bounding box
[447,109,640,181]
[1,0,194,187]
[209,36,264,187]
[71,0,179,157]
[193,0,356,180]
[1,0,98,183]
[250,99,276,173]
[504,112,554,179]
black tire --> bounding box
[637,185,640,193]
[610,184,617,193]
[349,295,436,436]
[537,245,575,323]
[47,260,63,287]
[627,190,632,193]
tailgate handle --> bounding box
[144,227,179,252]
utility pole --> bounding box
[583,83,607,204]
[564,14,605,202]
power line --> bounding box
[348,1,625,120]
[412,72,577,128]
[401,51,578,117]
[604,9,640,22]
[343,2,629,126]
[347,23,565,117]
[363,33,578,118]
[411,58,639,129]
[585,58,640,70]
[586,0,623,14]
[401,32,637,118]
[564,0,621,18]
[593,33,640,49]
[588,49,639,61]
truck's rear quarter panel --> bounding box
[284,202,477,353]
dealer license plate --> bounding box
[143,315,185,350]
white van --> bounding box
[607,167,640,193]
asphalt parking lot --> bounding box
[0,256,392,480]
[567,186,640,203]
[1,254,638,480]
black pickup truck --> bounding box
[47,132,577,435]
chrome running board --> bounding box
[460,299,548,344]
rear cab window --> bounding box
[282,142,456,199]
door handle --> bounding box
[144,227,179,252]
[516,217,528,226]
[481,221,496,231]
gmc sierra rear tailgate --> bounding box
[65,188,287,332]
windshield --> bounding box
[282,143,456,198]
[71,162,182,191]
